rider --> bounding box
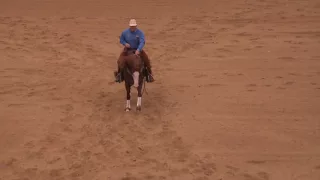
[115,19,154,83]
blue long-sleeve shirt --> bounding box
[119,28,145,51]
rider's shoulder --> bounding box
[136,28,144,34]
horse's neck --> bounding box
[123,54,143,72]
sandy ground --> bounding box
[1,0,320,179]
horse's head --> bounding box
[123,53,144,88]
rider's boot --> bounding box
[139,50,154,83]
[145,67,154,83]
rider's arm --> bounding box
[137,30,145,51]
[119,31,127,46]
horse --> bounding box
[120,48,146,112]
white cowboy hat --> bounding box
[129,19,137,26]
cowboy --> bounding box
[115,19,154,83]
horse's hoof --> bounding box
[136,106,141,111]
[125,107,131,112]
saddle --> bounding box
[123,48,136,56]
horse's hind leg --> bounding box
[125,82,131,111]
[136,81,143,111]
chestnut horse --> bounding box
[119,48,146,111]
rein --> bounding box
[142,76,148,95]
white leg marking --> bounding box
[126,100,131,108]
[133,71,139,88]
[137,97,142,107]
[125,100,131,111]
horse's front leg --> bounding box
[136,79,143,111]
[125,82,131,111]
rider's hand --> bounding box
[135,50,140,55]
[124,43,130,48]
